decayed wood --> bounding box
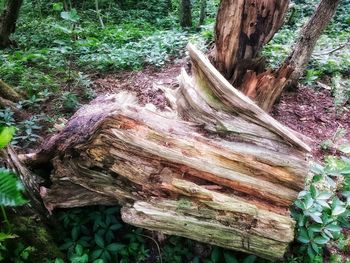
[213,0,290,84]
[23,45,310,259]
[212,0,340,112]
[0,79,22,102]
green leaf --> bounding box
[317,192,332,200]
[211,247,221,263]
[75,244,83,256]
[313,236,329,245]
[90,249,103,261]
[310,214,323,224]
[0,126,15,149]
[307,244,317,259]
[0,232,17,242]
[101,250,111,262]
[310,185,318,199]
[304,195,314,210]
[309,224,322,232]
[243,255,257,263]
[339,143,350,154]
[71,226,79,241]
[311,163,324,175]
[60,9,80,23]
[52,3,63,11]
[106,243,125,252]
[223,251,238,263]
[326,224,341,232]
[332,205,346,216]
[0,169,27,206]
[298,227,310,243]
[94,234,105,248]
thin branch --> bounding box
[313,38,350,56]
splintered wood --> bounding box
[28,45,310,259]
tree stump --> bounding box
[23,45,310,260]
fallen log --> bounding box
[22,45,310,260]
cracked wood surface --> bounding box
[27,45,310,259]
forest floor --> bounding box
[90,58,350,162]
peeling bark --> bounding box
[213,0,290,85]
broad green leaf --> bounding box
[90,249,103,261]
[0,169,27,206]
[243,255,257,263]
[223,251,238,263]
[326,224,341,232]
[0,126,15,149]
[317,192,332,200]
[94,234,105,248]
[339,143,350,154]
[298,227,310,243]
[304,195,314,210]
[332,205,346,216]
[310,214,323,224]
[211,247,220,263]
[52,3,63,11]
[75,244,83,256]
[0,232,17,242]
[309,224,322,232]
[313,236,329,245]
[106,243,125,252]
[310,185,318,199]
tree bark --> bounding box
[212,0,340,112]
[213,0,290,85]
[179,0,192,28]
[198,0,206,27]
[286,0,341,85]
[0,0,23,48]
[21,45,310,260]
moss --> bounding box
[10,215,64,262]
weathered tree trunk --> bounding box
[0,0,23,48]
[212,0,340,112]
[213,0,290,85]
[21,45,310,260]
[287,0,341,85]
[179,0,192,28]
[198,0,206,27]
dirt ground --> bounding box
[92,60,350,161]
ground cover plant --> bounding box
[0,0,349,262]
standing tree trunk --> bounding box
[0,0,23,48]
[213,0,290,85]
[212,0,340,112]
[286,0,341,85]
[179,0,192,28]
[198,0,206,27]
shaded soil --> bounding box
[272,86,350,160]
[93,58,188,110]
